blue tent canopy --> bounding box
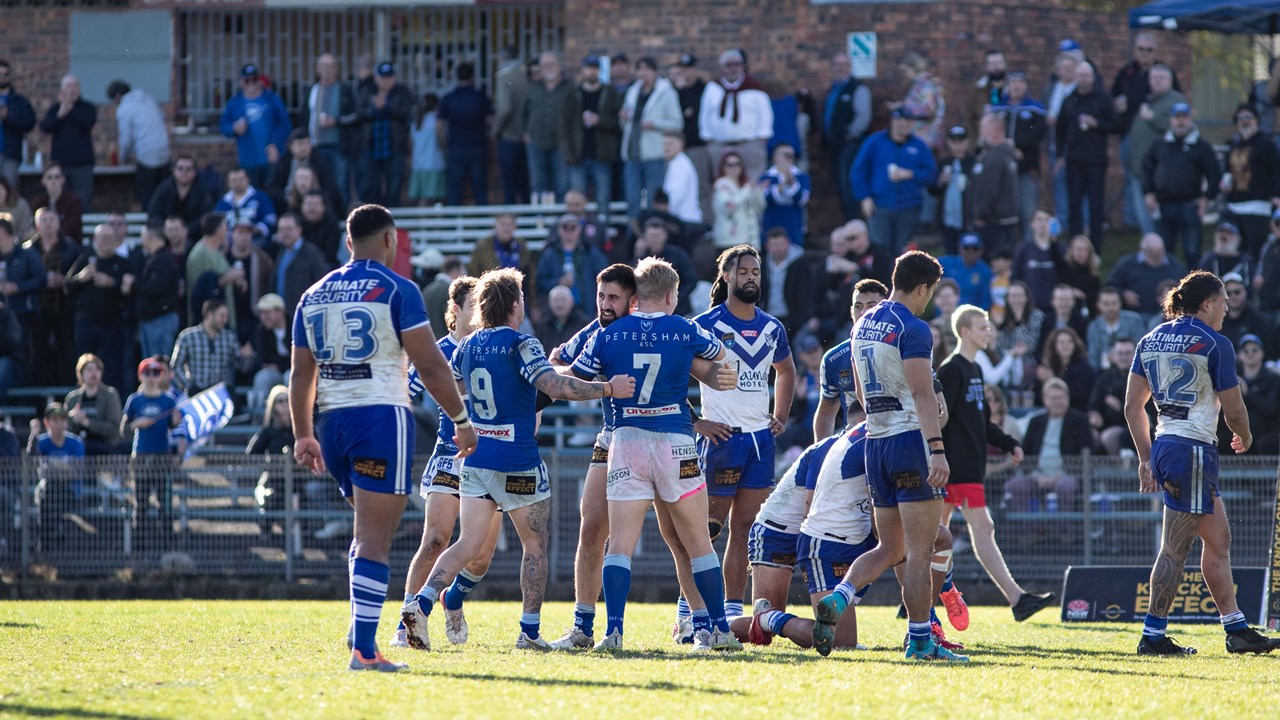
[1130,0,1280,35]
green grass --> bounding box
[1,602,1277,719]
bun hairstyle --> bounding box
[1161,270,1224,320]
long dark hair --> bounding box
[1162,270,1224,320]
[1043,327,1086,376]
[709,244,759,307]
[1001,280,1034,330]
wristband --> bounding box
[930,449,946,456]
[454,418,472,430]
[450,409,469,424]
[926,436,944,445]
[602,382,613,398]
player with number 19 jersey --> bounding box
[452,327,553,474]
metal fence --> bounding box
[1,451,1276,594]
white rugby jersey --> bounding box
[1131,315,1238,446]
[800,423,873,544]
[850,300,932,438]
[693,304,791,432]
[756,434,839,532]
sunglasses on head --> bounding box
[142,368,163,377]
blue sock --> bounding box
[1221,610,1248,633]
[724,599,744,618]
[573,603,596,636]
[520,612,541,639]
[692,608,711,633]
[676,596,691,620]
[1143,613,1168,638]
[854,583,871,602]
[602,554,632,637]
[941,568,955,593]
[831,582,856,609]
[444,569,484,611]
[414,585,439,617]
[690,553,729,633]
[766,611,797,636]
[350,557,389,658]
[907,620,932,646]
[930,607,941,625]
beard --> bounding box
[988,71,1006,82]
[732,283,760,304]
[598,307,620,327]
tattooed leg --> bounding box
[423,496,498,595]
[510,498,551,615]
[1198,496,1241,616]
[1148,507,1203,618]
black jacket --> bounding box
[147,178,212,239]
[759,253,816,339]
[277,240,329,319]
[65,252,131,324]
[267,151,342,215]
[1006,101,1046,175]
[1142,127,1221,204]
[254,322,291,373]
[1088,365,1130,430]
[1224,131,1280,204]
[0,243,47,316]
[938,353,1020,485]
[0,91,37,163]
[970,142,1019,225]
[823,77,867,152]
[39,99,97,167]
[1056,87,1121,166]
[299,80,361,155]
[1023,408,1096,457]
[1110,60,1181,135]
[300,213,342,267]
[134,247,180,321]
[355,83,413,157]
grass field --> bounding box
[1,601,1277,720]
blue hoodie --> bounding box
[219,90,292,169]
[850,129,937,212]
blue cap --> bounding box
[1238,333,1263,350]
[376,62,395,77]
[797,335,822,353]
[1217,221,1239,235]
[1058,39,1081,52]
[1170,102,1191,116]
[960,233,982,249]
[240,64,260,78]
[582,54,601,68]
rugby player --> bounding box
[1125,270,1280,655]
[290,204,476,672]
[811,251,969,662]
[692,245,795,623]
[402,268,634,651]
[812,278,888,439]
[573,258,740,652]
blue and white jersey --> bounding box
[559,318,617,431]
[693,304,791,432]
[451,327,553,473]
[850,300,933,438]
[573,311,722,436]
[1131,316,1238,447]
[408,333,463,453]
[757,433,840,532]
[820,338,857,412]
[801,422,873,543]
[293,259,429,412]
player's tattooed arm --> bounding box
[1148,510,1202,616]
[533,370,635,401]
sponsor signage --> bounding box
[1268,472,1280,630]
[1061,566,1267,624]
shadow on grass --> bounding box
[413,669,731,694]
[0,621,38,628]
[0,704,163,720]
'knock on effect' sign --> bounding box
[1060,566,1267,624]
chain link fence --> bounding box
[1,450,1276,594]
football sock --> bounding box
[690,553,730,633]
[1221,610,1248,633]
[907,620,932,646]
[853,583,871,603]
[350,557,389,658]
[397,592,412,631]
[1143,613,1168,639]
[724,599,744,619]
[676,596,692,621]
[764,610,796,636]
[602,554,632,637]
[831,581,856,609]
[519,613,541,640]
[692,608,711,634]
[444,569,484,611]
[414,585,440,616]
[573,603,596,636]
[930,607,941,625]
[941,568,955,593]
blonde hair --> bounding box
[264,385,290,429]
[635,257,679,301]
[76,353,104,380]
[951,304,988,338]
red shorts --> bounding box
[944,483,986,508]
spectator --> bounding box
[968,113,1020,256]
[608,53,632,95]
[894,51,945,149]
[63,353,122,455]
[439,62,492,206]
[563,189,610,254]
[573,55,621,210]
[162,216,191,319]
[662,130,702,225]
[1005,378,1091,512]
[225,218,274,346]
[272,212,328,321]
[1107,232,1187,319]
[0,60,36,190]
[995,280,1042,402]
[929,278,961,351]
[620,57,681,217]
[299,191,341,267]
[535,285,589,351]
[1123,64,1184,237]
[1143,102,1220,263]
[983,385,1022,475]
[65,224,132,392]
[632,218,697,316]
[1197,222,1256,283]
[1220,272,1273,358]
[1088,336,1137,455]
[27,403,86,552]
[355,62,412,206]
[938,233,993,310]
[1057,233,1101,314]
[759,226,814,338]
[1221,103,1280,258]
[537,213,607,315]
[134,222,180,359]
[670,54,714,221]
[407,93,445,207]
[851,107,938,253]
[248,384,293,457]
[823,51,872,222]
[469,213,532,279]
[524,52,579,201]
[39,75,96,210]
[122,356,180,552]
[185,212,241,330]
[711,150,763,250]
[1228,334,1280,455]
[989,247,1013,326]
[1045,50,1080,223]
[279,165,321,216]
[999,72,1046,242]
[24,208,79,385]
[759,143,809,247]
[268,128,341,215]
[1111,32,1180,142]
[220,64,290,190]
[146,155,210,240]
[777,334,824,454]
[250,293,290,420]
[0,177,32,241]
[968,49,1009,135]
[1012,210,1062,313]
[1256,209,1280,323]
[0,215,41,317]
[1249,57,1280,142]
[700,49,773,181]
[214,167,277,242]
[493,46,530,205]
[1056,62,1120,252]
[422,256,462,338]
[32,164,83,243]
[1035,327,1095,412]
[1085,286,1147,370]
[171,298,253,393]
[840,218,893,288]
[303,53,358,211]
[107,80,171,209]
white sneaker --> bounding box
[691,628,713,652]
[593,629,623,651]
[400,599,431,651]
[444,608,469,645]
[389,627,409,648]
[709,628,743,651]
[516,631,552,651]
[549,626,594,650]
[672,618,694,644]
[315,518,351,540]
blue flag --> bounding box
[174,383,235,458]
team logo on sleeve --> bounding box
[519,339,546,364]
